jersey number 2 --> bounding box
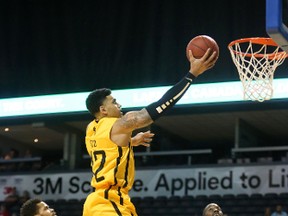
[93,150,106,182]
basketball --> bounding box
[186,35,219,59]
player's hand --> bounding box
[188,48,218,77]
[131,130,155,147]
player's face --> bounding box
[102,95,122,117]
[36,202,57,216]
[203,203,223,216]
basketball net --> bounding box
[228,37,287,102]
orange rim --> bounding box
[228,37,288,59]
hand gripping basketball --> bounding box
[186,35,219,59]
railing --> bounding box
[135,149,212,165]
[0,157,41,164]
[232,146,288,153]
[0,157,42,172]
[83,149,212,165]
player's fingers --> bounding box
[141,143,150,147]
[145,133,155,138]
[143,130,155,138]
[206,63,215,70]
[202,48,213,60]
[143,138,153,143]
[205,51,218,66]
[188,50,196,61]
[209,51,218,61]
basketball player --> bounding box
[20,198,57,216]
[202,203,224,216]
[83,48,218,216]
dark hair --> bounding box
[86,88,112,116]
[20,198,41,216]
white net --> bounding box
[228,38,287,102]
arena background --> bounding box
[0,0,288,166]
[0,1,288,215]
[1,0,287,98]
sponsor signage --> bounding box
[0,164,287,201]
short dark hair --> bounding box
[86,88,112,116]
[20,198,41,216]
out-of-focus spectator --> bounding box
[18,149,33,171]
[264,207,271,216]
[4,187,19,212]
[1,149,19,171]
[271,205,288,216]
[0,203,11,216]
[23,150,32,158]
[4,149,19,160]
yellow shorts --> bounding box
[82,189,137,216]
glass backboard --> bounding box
[266,0,288,52]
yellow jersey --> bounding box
[84,117,137,216]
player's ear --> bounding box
[99,105,107,114]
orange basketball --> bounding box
[186,35,219,59]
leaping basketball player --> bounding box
[83,48,218,216]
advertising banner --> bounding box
[0,164,287,201]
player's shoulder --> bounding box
[86,120,97,131]
[99,117,118,125]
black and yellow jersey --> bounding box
[85,117,135,192]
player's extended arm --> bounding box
[116,49,217,133]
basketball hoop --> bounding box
[228,37,287,102]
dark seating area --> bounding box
[43,199,84,216]
[34,192,288,216]
[134,193,288,216]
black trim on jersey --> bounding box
[110,201,123,216]
[118,186,124,205]
[104,185,112,199]
[123,143,131,188]
[113,147,123,186]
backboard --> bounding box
[266,0,288,52]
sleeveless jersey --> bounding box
[84,117,137,216]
